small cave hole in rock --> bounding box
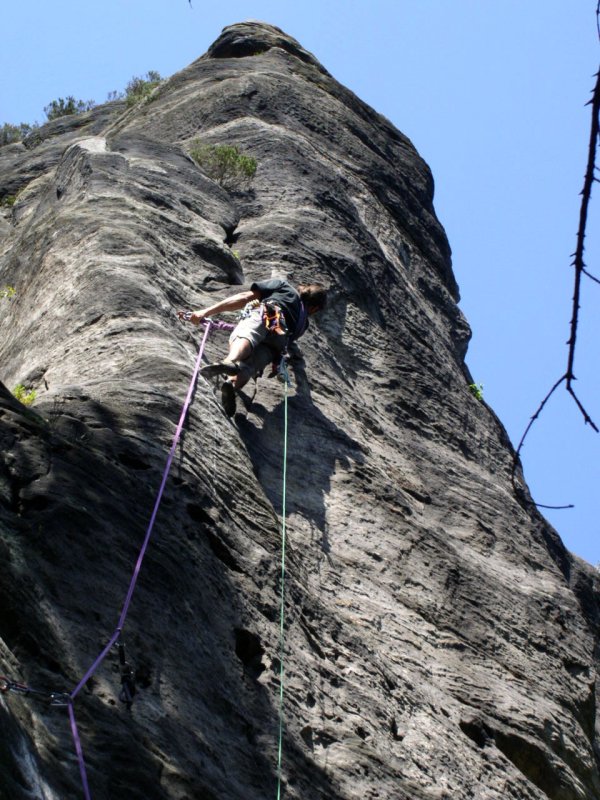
[142,191,173,210]
[186,503,213,526]
[42,655,62,674]
[300,725,314,749]
[205,530,241,572]
[460,719,492,749]
[118,452,151,471]
[390,717,404,741]
[234,628,265,678]
[314,730,337,749]
[25,495,51,511]
[135,663,153,690]
[223,226,239,246]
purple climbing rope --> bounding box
[68,701,92,800]
[68,318,234,799]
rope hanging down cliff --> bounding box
[1,319,236,800]
[1,313,297,799]
[277,357,291,800]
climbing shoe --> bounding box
[201,361,240,379]
[221,381,236,417]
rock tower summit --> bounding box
[0,21,599,800]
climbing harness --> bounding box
[263,302,288,336]
[240,299,288,336]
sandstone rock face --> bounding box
[1,21,599,800]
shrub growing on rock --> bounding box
[44,96,95,121]
[12,384,36,406]
[469,383,484,401]
[188,142,257,189]
[125,71,162,106]
[0,122,38,147]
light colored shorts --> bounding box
[230,307,287,379]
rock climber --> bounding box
[177,278,327,416]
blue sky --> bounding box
[2,2,599,564]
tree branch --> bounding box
[512,375,565,476]
[512,66,600,507]
[565,69,600,405]
[583,267,600,284]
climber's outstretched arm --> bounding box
[177,289,259,325]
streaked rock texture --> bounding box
[1,21,599,800]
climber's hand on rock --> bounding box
[177,310,205,325]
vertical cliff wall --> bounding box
[1,21,599,800]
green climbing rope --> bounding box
[276,369,289,799]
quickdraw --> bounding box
[0,675,70,706]
[178,313,235,333]
[117,641,136,711]
[268,352,292,384]
[240,298,261,318]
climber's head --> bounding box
[299,283,327,314]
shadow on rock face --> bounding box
[0,379,347,800]
[236,352,365,558]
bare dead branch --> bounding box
[567,384,600,431]
[513,375,566,473]
[512,66,600,508]
[566,70,600,396]
[511,374,577,509]
[535,503,575,510]
[583,267,600,284]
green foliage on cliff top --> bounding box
[0,122,39,146]
[0,69,162,147]
[125,71,162,107]
[44,96,96,121]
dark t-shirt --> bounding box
[251,279,308,338]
